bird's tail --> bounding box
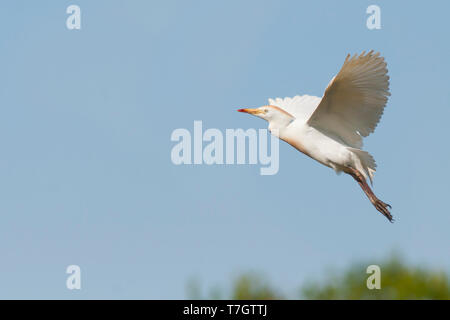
[348,148,377,185]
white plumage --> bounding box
[238,51,393,222]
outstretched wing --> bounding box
[268,95,322,122]
[307,51,390,148]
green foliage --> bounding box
[186,272,282,300]
[230,273,283,300]
[188,255,450,300]
[302,255,450,300]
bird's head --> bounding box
[237,105,294,130]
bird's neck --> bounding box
[268,115,294,137]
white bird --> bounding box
[238,51,393,222]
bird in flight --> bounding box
[238,51,393,222]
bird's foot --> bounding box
[373,198,393,222]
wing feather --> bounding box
[268,94,321,122]
[307,51,390,148]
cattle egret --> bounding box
[238,51,393,222]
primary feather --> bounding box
[307,50,390,148]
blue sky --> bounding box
[0,0,449,298]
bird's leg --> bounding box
[344,167,393,222]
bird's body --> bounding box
[238,51,393,222]
[282,121,351,169]
[279,109,374,182]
